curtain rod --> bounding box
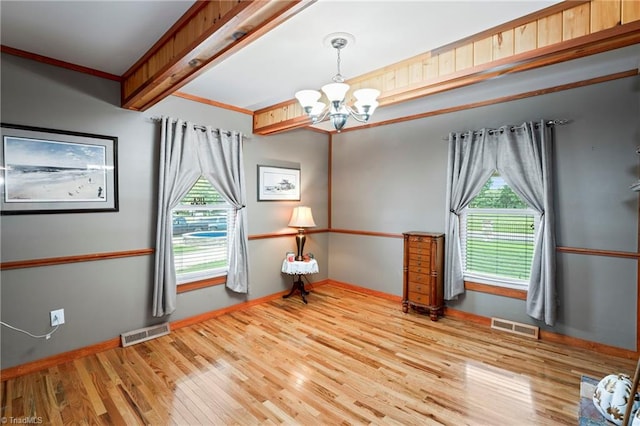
[443,119,569,140]
[148,116,250,139]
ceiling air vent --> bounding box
[120,322,170,347]
[491,317,539,339]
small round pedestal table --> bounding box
[281,259,319,304]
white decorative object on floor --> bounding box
[626,357,640,426]
[593,373,640,425]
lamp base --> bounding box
[295,230,306,261]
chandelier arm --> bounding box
[310,108,331,124]
[346,106,372,123]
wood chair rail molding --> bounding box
[556,245,640,260]
[0,249,153,270]
[329,228,404,239]
[1,239,638,271]
[248,228,329,241]
[0,230,333,270]
[253,0,640,135]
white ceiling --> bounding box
[1,0,562,113]
[0,1,195,75]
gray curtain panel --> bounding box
[198,126,249,295]
[444,130,497,300]
[444,121,556,325]
[497,121,556,325]
[153,117,249,317]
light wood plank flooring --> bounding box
[1,285,636,425]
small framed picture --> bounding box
[257,165,300,201]
[1,123,118,214]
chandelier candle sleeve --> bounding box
[288,206,316,261]
[294,35,380,132]
[322,83,349,102]
[295,90,321,112]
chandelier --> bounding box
[295,35,380,132]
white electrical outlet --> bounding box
[50,309,65,326]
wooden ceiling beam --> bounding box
[121,0,315,111]
[253,0,640,135]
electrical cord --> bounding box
[0,321,60,340]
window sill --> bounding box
[464,281,527,300]
[177,275,226,293]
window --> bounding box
[460,172,539,289]
[171,177,234,284]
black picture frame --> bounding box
[0,123,119,214]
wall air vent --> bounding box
[120,322,170,347]
[491,317,539,339]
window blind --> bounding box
[172,177,234,283]
[461,209,535,282]
[461,173,538,286]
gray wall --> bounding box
[0,54,329,369]
[330,75,639,350]
[1,51,637,370]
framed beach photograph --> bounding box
[257,165,300,201]
[1,123,118,214]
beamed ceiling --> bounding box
[1,1,639,135]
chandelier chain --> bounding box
[333,42,344,83]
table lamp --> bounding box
[288,206,316,261]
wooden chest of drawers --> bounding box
[402,231,444,321]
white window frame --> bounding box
[460,207,540,290]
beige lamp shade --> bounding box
[288,206,316,228]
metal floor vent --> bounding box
[491,317,539,339]
[121,322,170,347]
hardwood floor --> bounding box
[1,285,636,425]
